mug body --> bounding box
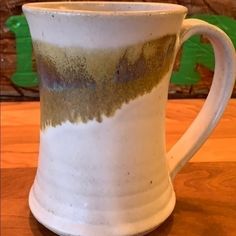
[23,2,187,236]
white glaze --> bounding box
[30,74,176,236]
[23,2,185,49]
[23,2,236,236]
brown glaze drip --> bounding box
[33,35,177,129]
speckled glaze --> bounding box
[23,2,236,236]
[34,35,176,128]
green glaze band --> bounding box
[33,34,177,129]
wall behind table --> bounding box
[1,0,236,101]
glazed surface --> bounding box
[34,35,177,129]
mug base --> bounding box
[29,186,176,236]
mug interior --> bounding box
[23,1,187,14]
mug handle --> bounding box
[167,19,236,179]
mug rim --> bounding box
[23,1,187,16]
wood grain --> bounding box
[1,163,236,236]
[1,100,236,169]
[1,100,236,235]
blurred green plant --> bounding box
[171,14,236,84]
[6,15,38,87]
[5,14,236,87]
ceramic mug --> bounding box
[23,2,235,236]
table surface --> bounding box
[1,100,236,236]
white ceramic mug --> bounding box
[23,2,235,236]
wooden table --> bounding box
[1,100,236,236]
